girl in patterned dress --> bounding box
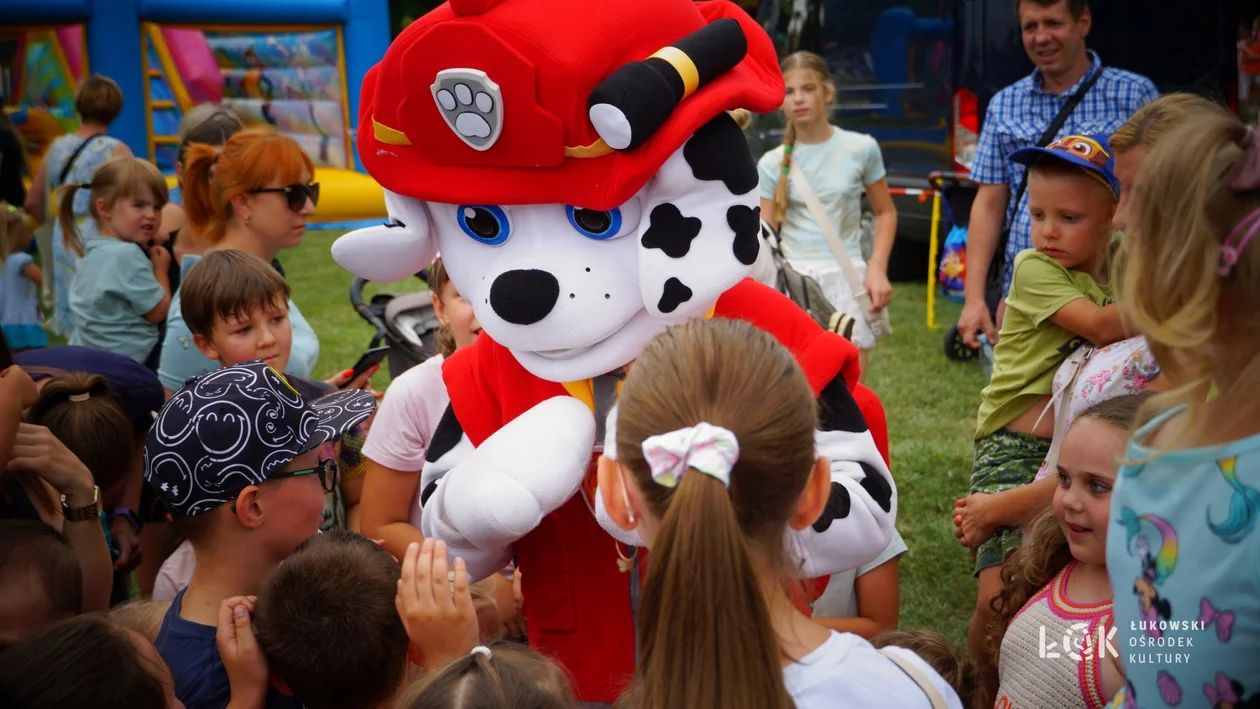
[988,394,1148,709]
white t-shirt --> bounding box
[757,126,886,262]
[152,539,196,601]
[783,632,964,709]
[811,529,908,618]
[360,354,450,526]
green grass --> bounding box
[287,229,982,645]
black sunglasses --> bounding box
[249,182,320,212]
[269,458,338,493]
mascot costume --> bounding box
[333,0,898,702]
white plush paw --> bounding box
[438,396,595,548]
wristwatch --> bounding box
[109,507,143,533]
[61,485,101,523]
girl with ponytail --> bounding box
[599,318,960,709]
[756,51,898,379]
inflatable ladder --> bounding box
[141,23,188,173]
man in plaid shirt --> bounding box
[957,0,1157,349]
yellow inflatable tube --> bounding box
[165,167,386,223]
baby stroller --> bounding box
[349,273,443,379]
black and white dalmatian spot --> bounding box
[431,68,503,151]
[657,277,693,313]
[682,113,758,196]
[812,483,851,533]
[817,375,869,434]
[641,203,702,259]
[426,405,466,464]
[726,204,761,266]
[858,460,894,513]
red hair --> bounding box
[182,126,314,244]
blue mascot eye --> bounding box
[566,206,622,240]
[457,205,510,245]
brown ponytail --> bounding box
[615,318,819,709]
[772,51,832,224]
[26,373,134,494]
[57,182,88,256]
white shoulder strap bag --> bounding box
[788,161,891,340]
[879,648,951,709]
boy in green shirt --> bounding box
[956,133,1131,689]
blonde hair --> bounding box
[771,51,832,224]
[56,157,168,256]
[402,643,573,709]
[1110,94,1230,154]
[1124,112,1260,445]
[109,600,170,642]
[0,203,31,262]
[614,318,818,709]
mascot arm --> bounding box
[788,374,897,579]
[418,397,597,580]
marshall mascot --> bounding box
[333,0,898,702]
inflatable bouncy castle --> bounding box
[0,0,389,224]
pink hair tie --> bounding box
[1220,207,1260,277]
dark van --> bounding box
[743,0,1237,279]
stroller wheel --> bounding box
[944,324,979,362]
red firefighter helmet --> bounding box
[359,0,784,211]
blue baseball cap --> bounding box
[144,360,376,517]
[1009,133,1121,201]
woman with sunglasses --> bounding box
[156,126,334,397]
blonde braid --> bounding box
[772,121,796,224]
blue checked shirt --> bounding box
[971,52,1158,295]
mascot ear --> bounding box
[331,190,438,283]
[637,113,760,318]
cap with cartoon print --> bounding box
[1009,133,1121,201]
[143,360,376,517]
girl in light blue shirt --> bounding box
[1104,111,1260,709]
[756,51,898,377]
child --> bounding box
[1103,111,1260,708]
[757,51,898,377]
[361,257,478,559]
[402,643,575,709]
[871,630,980,709]
[962,133,1129,695]
[246,529,410,709]
[144,359,375,709]
[0,204,47,351]
[810,529,906,639]
[25,372,138,605]
[597,318,960,709]
[987,395,1146,709]
[0,519,82,648]
[59,156,172,363]
[0,616,182,709]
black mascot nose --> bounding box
[489,269,561,325]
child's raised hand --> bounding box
[396,538,479,668]
[216,595,269,709]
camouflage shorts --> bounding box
[969,429,1052,577]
